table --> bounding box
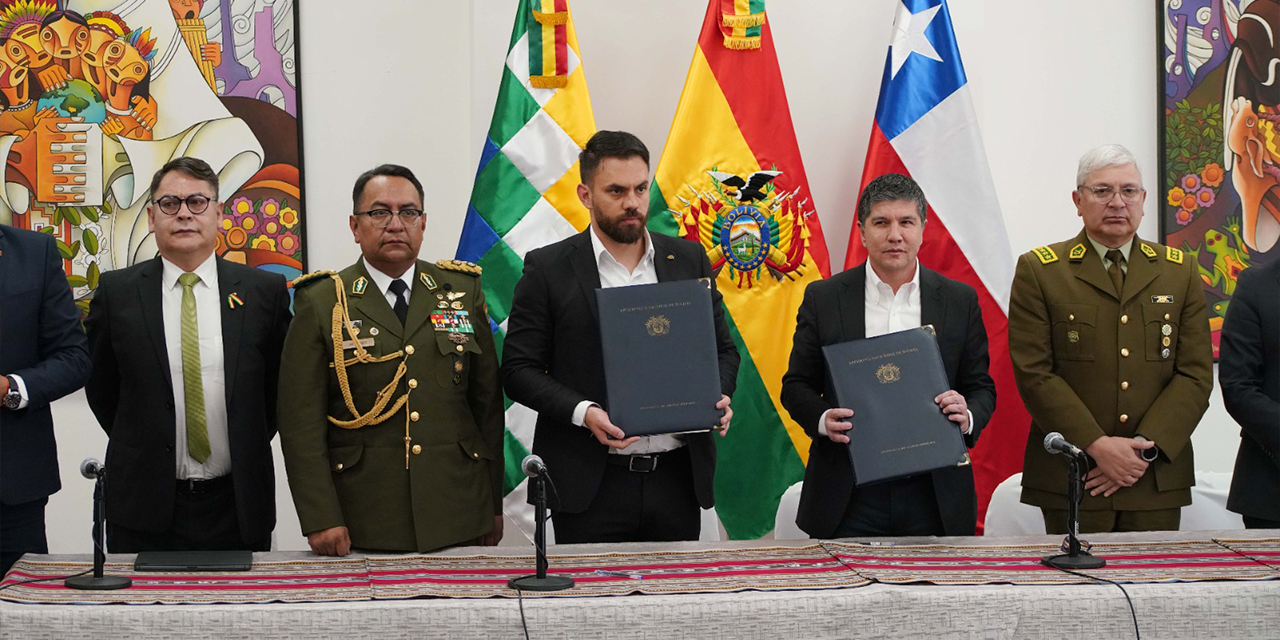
[2,531,1278,640]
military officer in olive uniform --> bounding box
[278,164,504,556]
[1009,144,1213,534]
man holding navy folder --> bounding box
[502,131,738,544]
[781,173,995,538]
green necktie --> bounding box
[1106,249,1125,297]
[178,272,210,463]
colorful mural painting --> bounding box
[0,0,302,315]
[1160,0,1279,357]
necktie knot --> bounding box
[388,279,410,326]
[178,272,201,289]
[1105,249,1125,296]
[1105,249,1125,267]
[388,279,409,296]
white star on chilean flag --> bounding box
[847,0,1029,533]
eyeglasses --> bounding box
[354,208,424,228]
[154,194,213,215]
[1081,185,1144,204]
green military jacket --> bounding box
[277,259,504,552]
[1009,230,1213,511]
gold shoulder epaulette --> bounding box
[1166,246,1183,264]
[289,269,337,289]
[1140,243,1159,260]
[1068,243,1087,261]
[1032,246,1059,264]
[436,259,482,276]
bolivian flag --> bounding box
[648,0,830,539]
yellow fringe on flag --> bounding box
[723,35,762,50]
[721,12,765,28]
[530,75,568,89]
[533,9,567,25]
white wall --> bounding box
[40,0,1241,553]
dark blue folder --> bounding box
[597,280,723,437]
[822,326,970,486]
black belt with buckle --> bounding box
[176,474,233,494]
[606,448,686,473]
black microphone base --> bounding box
[507,574,575,591]
[1041,553,1106,570]
[65,574,132,590]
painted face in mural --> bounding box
[147,170,221,268]
[168,0,204,21]
[104,39,147,90]
[578,155,650,245]
[350,175,426,278]
[0,38,31,102]
[10,23,50,69]
[39,14,90,63]
[860,199,924,285]
[1075,163,1146,249]
[80,29,117,86]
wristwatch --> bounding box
[2,376,21,410]
[1133,434,1160,463]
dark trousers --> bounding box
[1,498,48,577]
[1040,507,1181,534]
[1243,515,1280,529]
[552,447,701,544]
[832,473,945,538]
[107,476,269,553]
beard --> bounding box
[596,208,647,244]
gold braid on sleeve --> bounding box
[324,274,410,429]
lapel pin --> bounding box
[352,277,368,296]
[666,254,675,260]
[421,272,437,290]
[227,292,244,309]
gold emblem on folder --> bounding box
[875,363,901,384]
[645,315,671,337]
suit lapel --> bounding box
[1072,236,1118,300]
[137,258,171,391]
[1119,239,1158,306]
[350,261,404,341]
[404,262,434,342]
[839,265,867,342]
[652,234,677,282]
[569,230,602,323]
[217,258,244,396]
[919,267,947,334]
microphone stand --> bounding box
[65,469,131,590]
[507,473,573,591]
[1041,453,1106,570]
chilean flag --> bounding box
[846,0,1030,533]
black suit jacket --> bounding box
[501,230,740,513]
[1219,259,1280,521]
[780,264,996,537]
[0,225,91,505]
[85,256,290,543]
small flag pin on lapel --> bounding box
[228,292,244,309]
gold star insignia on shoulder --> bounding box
[421,272,437,290]
[1032,246,1059,264]
[1140,244,1158,260]
[1068,243,1087,261]
[435,259,482,276]
[1166,246,1183,264]
[289,269,337,290]
[351,276,368,296]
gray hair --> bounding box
[1076,144,1142,187]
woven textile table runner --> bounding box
[2,538,1277,605]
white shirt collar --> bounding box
[864,259,921,299]
[588,225,655,272]
[160,252,218,291]
[362,257,415,296]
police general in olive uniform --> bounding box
[277,165,504,555]
[1009,145,1213,534]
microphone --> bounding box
[521,454,547,478]
[79,457,105,479]
[1043,432,1086,458]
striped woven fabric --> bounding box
[1216,537,1280,571]
[0,557,371,605]
[822,539,1280,585]
[367,545,865,599]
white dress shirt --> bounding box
[363,257,416,310]
[571,226,683,455]
[819,262,971,436]
[161,254,230,479]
